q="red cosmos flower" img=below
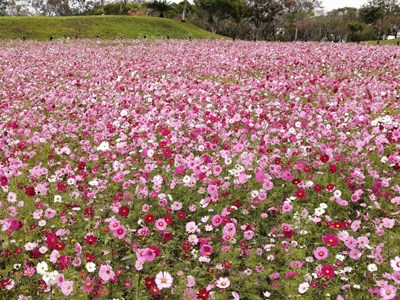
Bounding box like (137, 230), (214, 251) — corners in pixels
(177, 211), (186, 220)
(57, 182), (68, 191)
(85, 235), (97, 246)
(197, 287), (210, 300)
(321, 265), (335, 278)
(144, 213), (155, 223)
(13, 247), (23, 255)
(292, 178), (302, 185)
(3, 249), (11, 257)
(0, 279), (12, 288)
(161, 231), (173, 242)
(320, 153), (330, 163)
(57, 255), (72, 270)
(329, 164), (337, 173)
(25, 186), (36, 196)
(30, 248), (42, 259)
(164, 215), (173, 225)
(326, 183), (335, 192)
(232, 200), (242, 208)
(84, 207), (94, 218)
(37, 279), (48, 292)
(118, 206), (129, 217)
(55, 242), (66, 251)
(330, 221), (345, 230)
(163, 148), (172, 158)
(85, 253), (95, 262)
(150, 246), (161, 257)
(150, 285), (161, 295)
(294, 188), (307, 200)
(0, 176), (8, 186)
(144, 277), (155, 289)
(313, 184), (322, 192)
(182, 241), (191, 251)
(45, 232), (58, 250)
(322, 234), (339, 246)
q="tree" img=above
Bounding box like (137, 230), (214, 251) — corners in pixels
(359, 0), (399, 38)
(246, 0), (284, 39)
(145, 0), (172, 17)
(359, 0), (399, 24)
(194, 0), (245, 33)
(0, 0), (10, 15)
(45, 0), (71, 16)
(283, 0), (322, 40)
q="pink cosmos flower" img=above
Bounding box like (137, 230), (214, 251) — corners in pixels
(392, 271), (400, 284)
(136, 248), (156, 262)
(112, 225), (127, 240)
(98, 264), (115, 282)
(23, 267), (35, 277)
(349, 248), (362, 260)
(313, 247), (329, 260)
(380, 285), (397, 300)
(289, 261), (303, 269)
(200, 244), (213, 256)
(187, 275), (196, 287)
(60, 280), (74, 296)
(211, 214), (222, 226)
(243, 230), (254, 240)
(108, 220), (120, 231)
(155, 218), (168, 231)
(55, 273), (65, 288)
(391, 256), (400, 271)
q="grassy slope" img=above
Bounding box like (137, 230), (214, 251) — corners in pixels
(0, 15), (223, 40)
(365, 37), (400, 45)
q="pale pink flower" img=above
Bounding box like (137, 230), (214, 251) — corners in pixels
(155, 218), (168, 231)
(215, 277), (230, 289)
(98, 264), (115, 282)
(155, 271), (173, 289)
(60, 280), (74, 296)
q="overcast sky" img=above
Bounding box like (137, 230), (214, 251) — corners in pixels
(322, 0), (367, 11)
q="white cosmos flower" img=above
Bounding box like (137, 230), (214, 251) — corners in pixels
(36, 261), (48, 275)
(314, 207), (325, 216)
(97, 141), (110, 151)
(367, 263), (377, 272)
(298, 282), (310, 294)
(86, 262), (96, 273)
(334, 190), (342, 197)
(215, 277), (230, 289)
(155, 271), (173, 289)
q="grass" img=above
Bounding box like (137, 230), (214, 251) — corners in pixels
(364, 37), (400, 45)
(0, 15), (224, 40)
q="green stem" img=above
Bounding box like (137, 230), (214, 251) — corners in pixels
(136, 273), (140, 300)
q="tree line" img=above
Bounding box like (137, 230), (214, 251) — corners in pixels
(1, 0), (399, 41)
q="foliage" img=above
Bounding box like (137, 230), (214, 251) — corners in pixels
(0, 15), (224, 40)
(144, 0), (172, 18)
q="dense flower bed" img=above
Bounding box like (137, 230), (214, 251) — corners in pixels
(0, 39), (399, 300)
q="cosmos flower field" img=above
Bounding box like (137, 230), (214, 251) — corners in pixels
(0, 39), (399, 300)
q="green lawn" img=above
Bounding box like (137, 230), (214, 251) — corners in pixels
(364, 37), (400, 45)
(0, 15), (224, 40)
